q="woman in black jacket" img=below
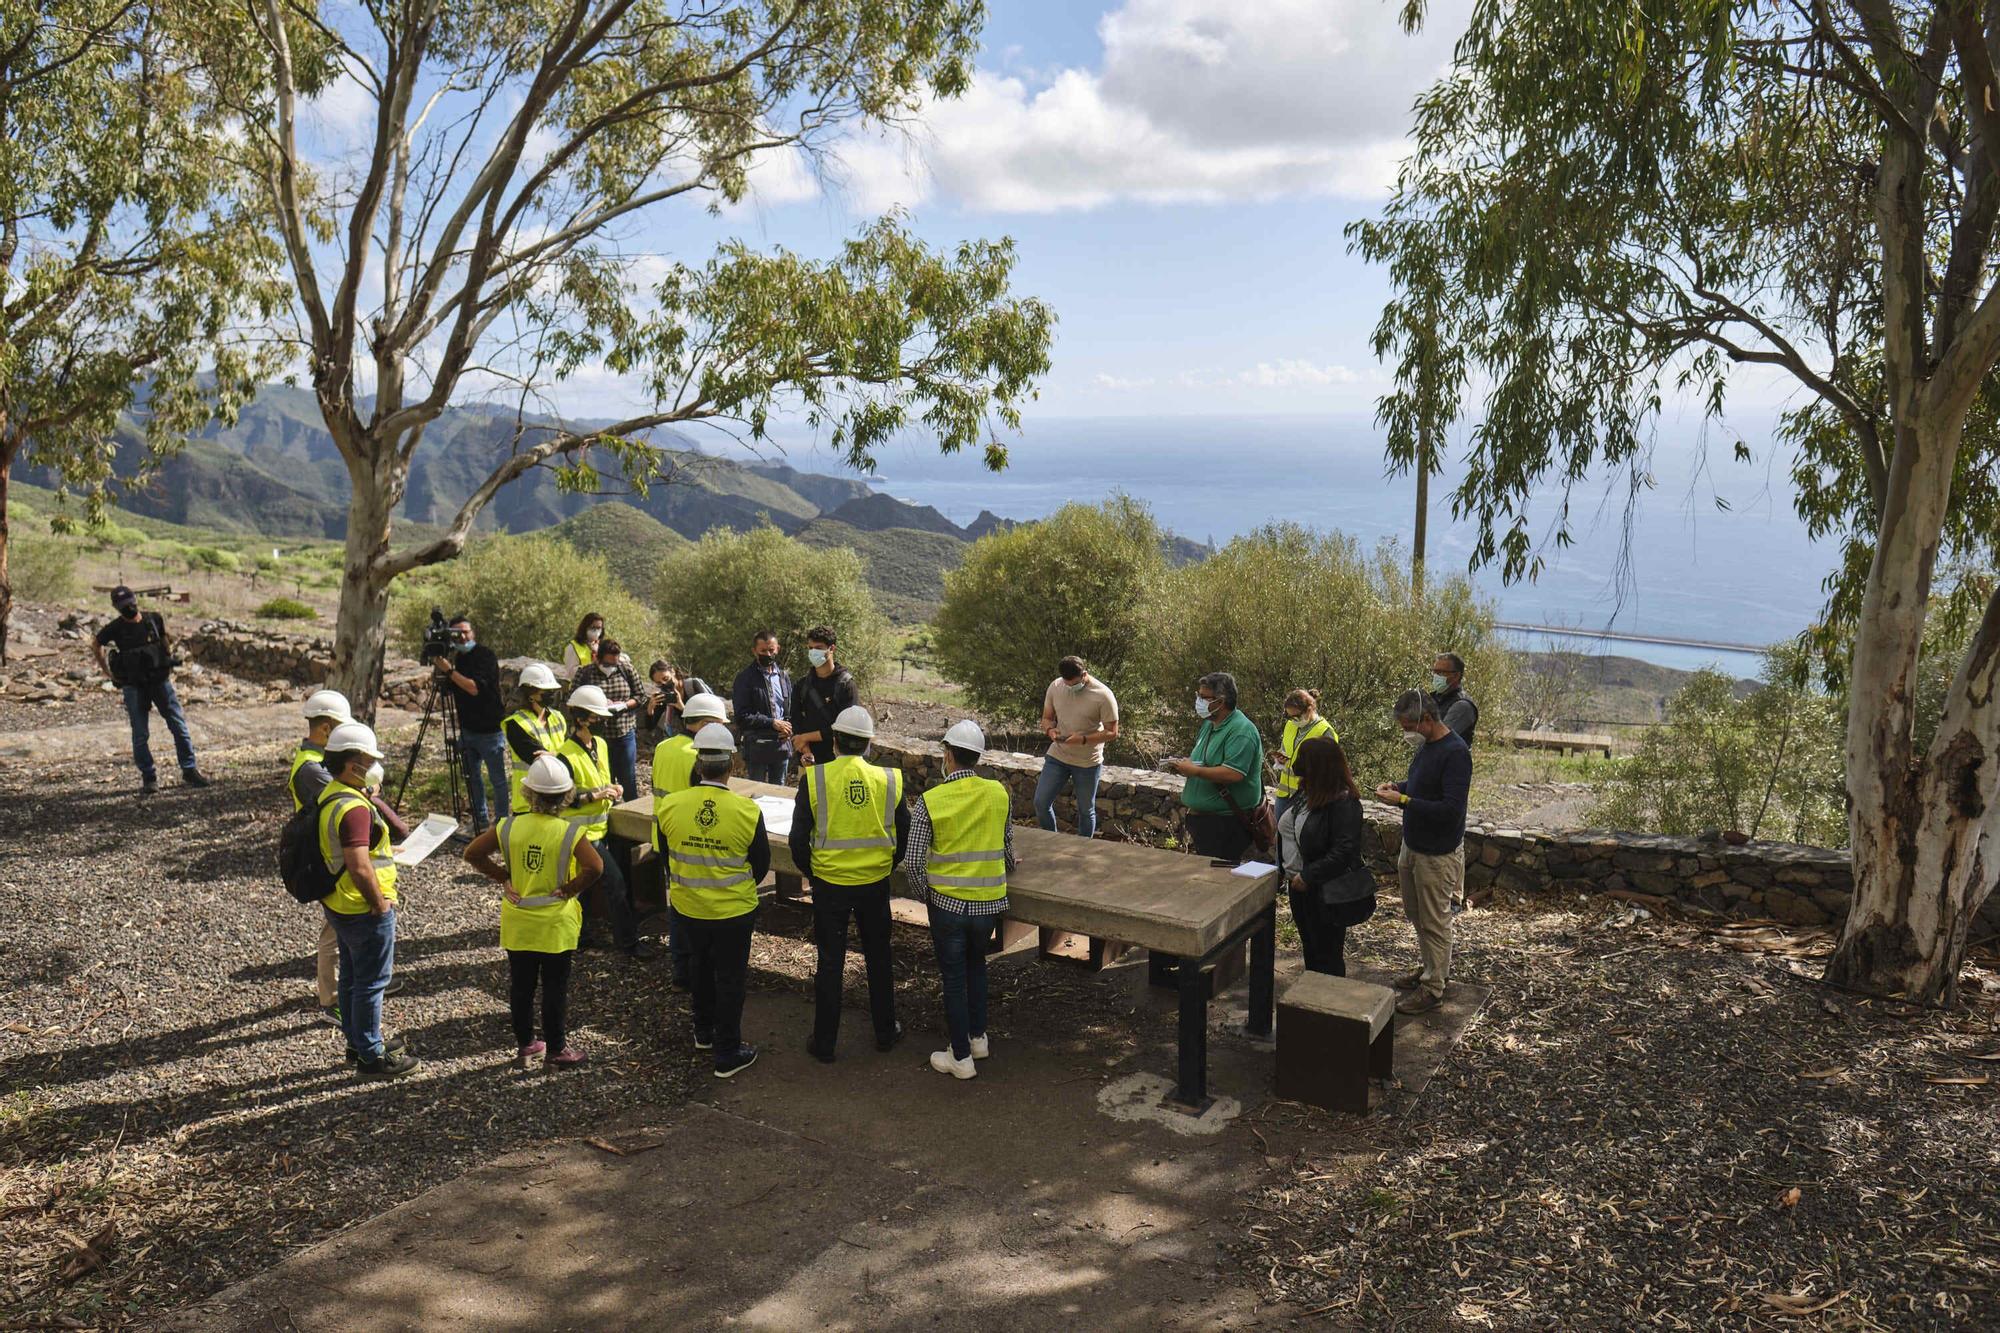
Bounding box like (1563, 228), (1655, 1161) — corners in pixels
(1276, 736), (1377, 976)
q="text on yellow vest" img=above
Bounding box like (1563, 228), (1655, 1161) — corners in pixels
(656, 783), (762, 919)
(805, 753), (902, 886)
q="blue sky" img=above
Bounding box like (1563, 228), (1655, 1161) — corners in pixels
(539, 0), (1477, 422)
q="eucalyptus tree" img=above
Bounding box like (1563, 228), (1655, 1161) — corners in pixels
(0, 0), (281, 660)
(1354, 0), (1999, 1001)
(218, 0), (1053, 709)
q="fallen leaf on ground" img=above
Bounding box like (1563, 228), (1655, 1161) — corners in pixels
(1925, 1075), (1991, 1086)
(1967, 1050), (2000, 1062)
(1776, 1186), (1801, 1208)
(1798, 1067), (1846, 1079)
(57, 1221), (116, 1284)
(1761, 1290), (1846, 1316)
(585, 1137), (627, 1156)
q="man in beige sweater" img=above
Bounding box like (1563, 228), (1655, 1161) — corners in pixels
(1035, 656), (1119, 838)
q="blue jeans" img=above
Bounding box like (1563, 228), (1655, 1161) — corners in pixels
(743, 743), (790, 787)
(121, 680), (197, 780)
(328, 907), (397, 1061)
(606, 731), (639, 808)
(459, 730), (509, 827)
(930, 908), (998, 1060)
(1033, 756), (1102, 838)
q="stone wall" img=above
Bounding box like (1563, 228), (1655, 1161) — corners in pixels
(180, 620), (333, 685)
(866, 731), (2000, 936)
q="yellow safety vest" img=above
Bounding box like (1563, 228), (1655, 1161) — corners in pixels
(804, 754), (902, 886)
(650, 733), (698, 849)
(1276, 717), (1337, 799)
(656, 783), (762, 920)
(497, 811), (584, 953)
(317, 780), (399, 915)
(919, 776), (1009, 903)
(288, 742), (325, 813)
(557, 734), (614, 842)
(506, 707), (568, 814)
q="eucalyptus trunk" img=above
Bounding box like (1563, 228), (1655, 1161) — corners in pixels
(0, 440), (14, 665)
(328, 452), (401, 720)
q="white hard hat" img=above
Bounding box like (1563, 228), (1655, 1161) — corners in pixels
(943, 720), (986, 753)
(692, 722), (736, 754)
(523, 753), (575, 794)
(302, 689), (353, 724)
(519, 662), (560, 692)
(681, 692), (727, 722)
(566, 684), (613, 716)
(832, 705), (876, 739)
(325, 721), (384, 760)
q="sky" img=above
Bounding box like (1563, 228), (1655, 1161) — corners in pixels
(299, 0), (1479, 425)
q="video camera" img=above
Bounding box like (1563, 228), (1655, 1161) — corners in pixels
(421, 607), (456, 665)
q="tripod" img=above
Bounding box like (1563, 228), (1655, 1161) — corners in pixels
(393, 670), (467, 828)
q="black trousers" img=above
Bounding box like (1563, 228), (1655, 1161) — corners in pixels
(682, 910), (757, 1061)
(810, 878), (897, 1048)
(506, 949), (574, 1049)
(1289, 889), (1378, 977)
(1151, 811), (1258, 983)
(584, 841), (640, 949)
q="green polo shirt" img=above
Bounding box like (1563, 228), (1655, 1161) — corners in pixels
(1180, 709), (1264, 814)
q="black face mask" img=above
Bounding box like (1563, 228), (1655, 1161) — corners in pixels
(756, 651), (778, 665)
(119, 605), (139, 619)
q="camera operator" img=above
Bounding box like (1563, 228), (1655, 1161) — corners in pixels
(430, 614), (506, 833)
(92, 586), (208, 795)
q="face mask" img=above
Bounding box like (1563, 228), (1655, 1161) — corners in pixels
(1402, 727), (1424, 745)
(586, 628), (602, 642)
(364, 762), (385, 788)
(1429, 673), (1449, 692)
(1194, 697), (1212, 720)
(455, 638), (474, 653)
(1066, 680), (1088, 694)
(757, 649), (777, 665)
(808, 648), (829, 668)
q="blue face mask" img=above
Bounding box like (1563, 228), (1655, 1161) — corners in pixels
(808, 648), (829, 668)
(455, 637), (475, 654)
(1194, 696), (1212, 720)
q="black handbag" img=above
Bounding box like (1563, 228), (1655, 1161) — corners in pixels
(1319, 863), (1377, 907)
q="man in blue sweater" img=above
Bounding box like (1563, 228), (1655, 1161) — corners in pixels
(1373, 690), (1471, 1015)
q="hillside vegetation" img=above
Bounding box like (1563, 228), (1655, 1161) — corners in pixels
(545, 503), (688, 596)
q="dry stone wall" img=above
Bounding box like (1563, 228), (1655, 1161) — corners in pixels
(864, 733), (2000, 936)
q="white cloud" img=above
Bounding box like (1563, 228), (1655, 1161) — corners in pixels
(1090, 360), (1368, 393)
(861, 0), (1467, 213)
(1229, 359), (1361, 388)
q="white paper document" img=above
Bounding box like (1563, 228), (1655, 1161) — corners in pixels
(1231, 860), (1278, 879)
(393, 814), (459, 867)
(754, 794), (794, 838)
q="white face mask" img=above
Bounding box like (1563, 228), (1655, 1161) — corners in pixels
(1401, 727), (1424, 745)
(1194, 696), (1213, 720)
(364, 762), (385, 787)
(1429, 672), (1449, 692)
(586, 628), (602, 642)
(808, 648), (829, 668)
(1066, 679), (1088, 694)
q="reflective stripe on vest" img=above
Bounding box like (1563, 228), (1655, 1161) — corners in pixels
(1276, 717), (1336, 798)
(289, 743), (325, 813)
(919, 776), (1010, 900)
(498, 813), (584, 908)
(651, 734), (696, 800)
(657, 784), (761, 918)
(507, 709), (566, 813)
(805, 756), (901, 886)
(558, 736), (613, 840)
(317, 783), (398, 910)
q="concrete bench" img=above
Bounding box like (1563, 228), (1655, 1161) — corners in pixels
(1503, 728), (1614, 758)
(1275, 974), (1395, 1115)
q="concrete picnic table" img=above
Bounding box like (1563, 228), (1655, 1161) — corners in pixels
(607, 778), (1279, 1109)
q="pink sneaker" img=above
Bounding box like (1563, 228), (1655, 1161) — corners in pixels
(545, 1045), (587, 1069)
(514, 1041), (546, 1068)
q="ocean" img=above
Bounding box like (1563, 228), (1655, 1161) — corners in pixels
(761, 414), (1829, 680)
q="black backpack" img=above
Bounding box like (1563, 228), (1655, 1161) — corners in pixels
(278, 796), (348, 904)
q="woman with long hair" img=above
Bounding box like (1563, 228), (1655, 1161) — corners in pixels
(562, 612), (606, 680)
(1277, 736), (1376, 976)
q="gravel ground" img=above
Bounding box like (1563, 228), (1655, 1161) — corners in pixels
(1234, 907), (2000, 1330)
(0, 735), (1158, 1327)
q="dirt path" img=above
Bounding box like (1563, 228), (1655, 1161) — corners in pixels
(0, 702), (417, 770)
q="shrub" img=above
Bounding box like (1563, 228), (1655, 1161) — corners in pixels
(10, 532), (78, 602)
(254, 597), (318, 621)
(188, 546), (240, 573)
(1138, 524), (1516, 786)
(393, 534), (664, 665)
(1593, 645), (1847, 846)
(933, 496), (1168, 724)
(655, 525), (888, 687)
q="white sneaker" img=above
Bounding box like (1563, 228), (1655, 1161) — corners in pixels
(968, 1034), (990, 1060)
(929, 1049), (977, 1080)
